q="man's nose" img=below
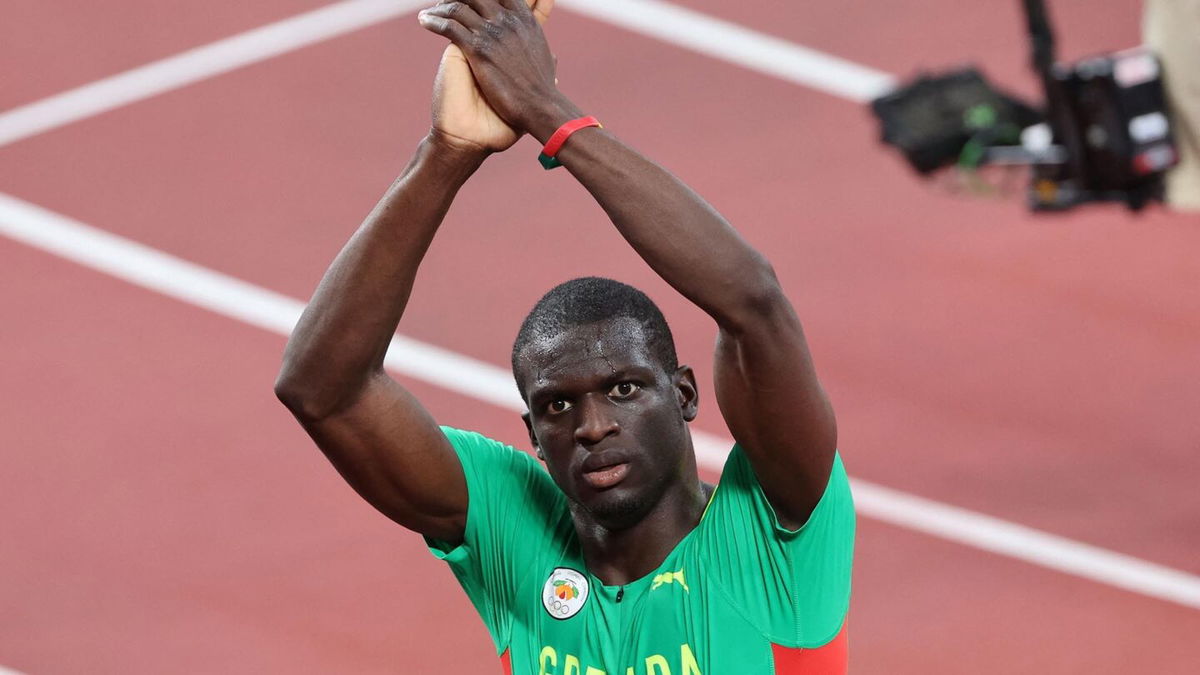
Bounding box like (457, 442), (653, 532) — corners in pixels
(574, 395), (619, 445)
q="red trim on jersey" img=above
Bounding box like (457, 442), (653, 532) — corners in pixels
(499, 648), (511, 675)
(771, 624), (848, 674)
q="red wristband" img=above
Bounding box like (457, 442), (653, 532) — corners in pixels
(538, 116), (602, 169)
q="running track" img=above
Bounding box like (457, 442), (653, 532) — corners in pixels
(2, 1), (1198, 672)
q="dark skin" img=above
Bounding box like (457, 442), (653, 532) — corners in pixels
(276, 0), (836, 586)
(516, 318), (714, 582)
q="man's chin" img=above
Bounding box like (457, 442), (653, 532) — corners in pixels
(581, 488), (652, 531)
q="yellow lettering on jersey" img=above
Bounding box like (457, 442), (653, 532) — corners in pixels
(536, 644), (699, 675)
(680, 644), (702, 675)
(645, 654), (670, 675)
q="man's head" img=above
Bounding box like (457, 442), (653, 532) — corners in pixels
(512, 278), (699, 531)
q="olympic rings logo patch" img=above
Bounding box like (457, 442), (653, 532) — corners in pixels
(542, 567), (589, 620)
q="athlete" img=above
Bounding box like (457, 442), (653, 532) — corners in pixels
(274, 0), (854, 672)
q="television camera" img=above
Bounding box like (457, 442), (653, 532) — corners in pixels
(871, 0), (1179, 211)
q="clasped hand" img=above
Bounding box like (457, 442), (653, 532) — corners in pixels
(419, 0), (560, 153)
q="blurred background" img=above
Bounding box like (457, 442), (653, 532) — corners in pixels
(2, 0), (1197, 672)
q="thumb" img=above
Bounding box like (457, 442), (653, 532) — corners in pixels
(529, 0), (554, 25)
(442, 43), (466, 64)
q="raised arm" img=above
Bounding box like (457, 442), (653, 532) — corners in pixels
(273, 25), (542, 542)
(420, 0), (835, 527)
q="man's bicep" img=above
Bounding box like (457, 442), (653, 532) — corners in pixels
(712, 303), (837, 528)
(294, 373), (468, 542)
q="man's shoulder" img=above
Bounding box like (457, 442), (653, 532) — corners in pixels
(704, 444), (853, 537)
(441, 426), (533, 463)
(440, 426), (560, 497)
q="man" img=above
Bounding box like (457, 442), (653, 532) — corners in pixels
(274, 0), (854, 672)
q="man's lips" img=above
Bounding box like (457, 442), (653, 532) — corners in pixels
(581, 462), (630, 489)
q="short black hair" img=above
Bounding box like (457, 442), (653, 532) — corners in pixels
(511, 277), (678, 398)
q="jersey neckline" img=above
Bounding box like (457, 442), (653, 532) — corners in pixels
(583, 482), (717, 593)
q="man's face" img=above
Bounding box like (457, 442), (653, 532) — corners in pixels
(516, 318), (697, 530)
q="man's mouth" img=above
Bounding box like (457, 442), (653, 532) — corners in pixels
(581, 463), (630, 489)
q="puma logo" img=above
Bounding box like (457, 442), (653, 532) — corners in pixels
(651, 569), (689, 593)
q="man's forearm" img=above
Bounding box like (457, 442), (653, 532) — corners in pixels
(275, 134), (486, 418)
(529, 103), (781, 328)
(414, 0), (779, 327)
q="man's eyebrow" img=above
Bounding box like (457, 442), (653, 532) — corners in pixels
(608, 364), (656, 379)
(527, 385), (567, 405)
(528, 359), (656, 396)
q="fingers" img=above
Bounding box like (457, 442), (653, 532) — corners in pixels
(418, 11), (470, 45)
(462, 0), (548, 27)
(422, 0), (547, 38)
(453, 0), (504, 20)
(419, 2), (485, 35)
(495, 0), (539, 20)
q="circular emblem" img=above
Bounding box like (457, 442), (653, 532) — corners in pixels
(542, 567), (589, 620)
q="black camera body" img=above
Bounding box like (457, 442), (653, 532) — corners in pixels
(871, 1), (1179, 211)
(871, 68), (1040, 175)
(1035, 47), (1178, 207)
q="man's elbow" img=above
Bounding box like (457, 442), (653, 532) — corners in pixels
(274, 368), (311, 417)
(723, 261), (794, 330)
(273, 366), (337, 422)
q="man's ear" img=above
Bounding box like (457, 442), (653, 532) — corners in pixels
(522, 412), (545, 460)
(674, 365), (699, 422)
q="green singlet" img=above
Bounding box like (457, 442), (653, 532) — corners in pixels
(427, 427), (855, 675)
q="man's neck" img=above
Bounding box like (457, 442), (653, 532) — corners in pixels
(572, 479), (715, 586)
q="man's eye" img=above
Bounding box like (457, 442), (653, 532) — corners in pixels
(547, 399), (572, 414)
(609, 382), (639, 398)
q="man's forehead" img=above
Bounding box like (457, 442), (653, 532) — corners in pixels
(518, 318), (655, 383)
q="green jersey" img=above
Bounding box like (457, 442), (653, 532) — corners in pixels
(427, 427), (855, 675)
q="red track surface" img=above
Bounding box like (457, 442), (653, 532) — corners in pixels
(2, 1), (1198, 673)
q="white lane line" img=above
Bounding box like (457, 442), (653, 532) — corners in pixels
(559, 0), (896, 102)
(0, 0), (427, 148)
(848, 480), (1200, 610)
(2, 191), (1199, 611)
(0, 0), (896, 150)
(0, 193), (516, 413)
(0, 666), (27, 675)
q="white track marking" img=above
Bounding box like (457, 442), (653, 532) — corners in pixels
(0, 666), (27, 675)
(559, 0), (896, 102)
(0, 0), (895, 150)
(847, 480), (1200, 609)
(0, 0), (427, 148)
(0, 193), (517, 413)
(2, 191), (1198, 611)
